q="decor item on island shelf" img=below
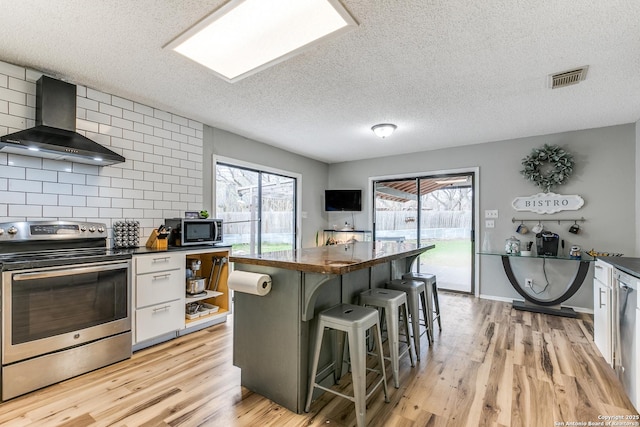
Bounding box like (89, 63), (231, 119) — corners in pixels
(505, 236), (521, 255)
(569, 245), (582, 259)
(516, 222), (529, 234)
(521, 241), (534, 256)
(521, 144), (574, 192)
(586, 249), (624, 257)
(568, 221), (581, 234)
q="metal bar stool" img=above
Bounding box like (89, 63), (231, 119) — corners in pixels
(359, 288), (415, 388)
(305, 304), (389, 427)
(403, 272), (441, 340)
(385, 279), (431, 359)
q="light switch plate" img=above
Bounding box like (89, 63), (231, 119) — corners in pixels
(485, 210), (498, 218)
(485, 219), (495, 228)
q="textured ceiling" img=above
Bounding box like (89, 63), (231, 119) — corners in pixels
(1, 1), (639, 164)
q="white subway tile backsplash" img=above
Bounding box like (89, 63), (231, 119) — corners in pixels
(77, 118), (100, 133)
(59, 195), (87, 207)
(110, 177), (133, 189)
(27, 193), (57, 205)
(87, 196), (111, 208)
(0, 62), (25, 79)
(112, 96), (133, 110)
(86, 110), (111, 125)
(8, 102), (34, 118)
(111, 198), (133, 208)
(73, 184), (99, 197)
(8, 77), (35, 94)
(9, 204), (42, 217)
(26, 168), (57, 182)
(1, 61), (203, 239)
(133, 103), (154, 116)
(43, 182), (72, 195)
(99, 187), (123, 198)
(99, 103), (123, 118)
(77, 97), (99, 111)
(72, 206), (99, 218)
(112, 117), (133, 131)
(180, 125), (196, 137)
(99, 124), (123, 138)
(0, 167), (26, 179)
(86, 87), (111, 104)
(0, 113), (28, 129)
(59, 172), (86, 185)
(133, 122), (154, 136)
(41, 205), (73, 218)
(85, 175), (111, 187)
(3, 191), (26, 204)
(42, 159), (73, 172)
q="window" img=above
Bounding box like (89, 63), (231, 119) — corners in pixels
(216, 161), (297, 255)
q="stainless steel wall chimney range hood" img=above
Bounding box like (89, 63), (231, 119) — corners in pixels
(0, 76), (125, 166)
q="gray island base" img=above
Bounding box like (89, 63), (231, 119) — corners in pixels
(229, 242), (433, 413)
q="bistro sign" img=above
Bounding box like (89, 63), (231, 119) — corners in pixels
(512, 192), (584, 214)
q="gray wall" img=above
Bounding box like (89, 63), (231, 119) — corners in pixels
(327, 124), (637, 310)
(202, 126), (329, 248)
(636, 118), (640, 255)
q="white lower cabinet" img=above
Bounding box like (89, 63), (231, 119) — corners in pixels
(132, 252), (185, 345)
(593, 260), (613, 365)
(135, 299), (184, 342)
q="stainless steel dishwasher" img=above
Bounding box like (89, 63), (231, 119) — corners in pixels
(614, 269), (638, 407)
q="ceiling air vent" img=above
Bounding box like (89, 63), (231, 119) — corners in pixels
(550, 66), (589, 89)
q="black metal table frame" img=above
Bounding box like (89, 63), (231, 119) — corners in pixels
(496, 254), (592, 318)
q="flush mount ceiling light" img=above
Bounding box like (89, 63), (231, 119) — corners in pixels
(371, 123), (397, 139)
(165, 0), (357, 83)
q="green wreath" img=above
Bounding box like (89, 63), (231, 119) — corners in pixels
(520, 144), (574, 192)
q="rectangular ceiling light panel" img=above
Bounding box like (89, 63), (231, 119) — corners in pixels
(166, 0), (357, 82)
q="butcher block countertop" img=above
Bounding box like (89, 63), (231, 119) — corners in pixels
(230, 241), (434, 275)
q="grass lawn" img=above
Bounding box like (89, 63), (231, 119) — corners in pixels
(421, 239), (472, 267)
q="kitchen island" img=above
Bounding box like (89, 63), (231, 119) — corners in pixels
(230, 241), (433, 413)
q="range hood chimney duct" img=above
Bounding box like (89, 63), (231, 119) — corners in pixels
(0, 76), (125, 166)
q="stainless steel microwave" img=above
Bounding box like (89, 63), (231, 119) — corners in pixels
(165, 218), (223, 246)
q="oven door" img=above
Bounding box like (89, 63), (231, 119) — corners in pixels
(2, 260), (131, 365)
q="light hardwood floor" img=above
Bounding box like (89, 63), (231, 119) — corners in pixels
(0, 292), (637, 426)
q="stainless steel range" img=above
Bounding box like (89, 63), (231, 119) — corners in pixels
(0, 221), (132, 400)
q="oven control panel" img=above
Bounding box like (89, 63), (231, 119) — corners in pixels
(0, 221), (107, 241)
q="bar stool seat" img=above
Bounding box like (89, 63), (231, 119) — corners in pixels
(305, 304), (389, 427)
(385, 279), (431, 360)
(359, 288), (414, 388)
(403, 272), (441, 340)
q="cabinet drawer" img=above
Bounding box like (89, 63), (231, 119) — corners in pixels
(137, 269), (184, 308)
(135, 299), (184, 343)
(594, 260), (612, 286)
(136, 253), (183, 274)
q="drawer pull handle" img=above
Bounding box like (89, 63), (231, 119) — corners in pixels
(152, 257), (170, 263)
(153, 305), (171, 312)
(153, 274), (171, 280)
(599, 288), (606, 308)
(595, 265), (603, 270)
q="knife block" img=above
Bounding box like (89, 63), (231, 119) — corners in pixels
(145, 230), (168, 250)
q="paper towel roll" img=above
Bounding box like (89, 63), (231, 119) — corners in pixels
(228, 270), (272, 296)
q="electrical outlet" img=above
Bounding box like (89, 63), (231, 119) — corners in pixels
(485, 210), (499, 218)
(525, 278), (533, 288)
(485, 219), (495, 228)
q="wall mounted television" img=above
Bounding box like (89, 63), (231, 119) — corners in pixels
(325, 189), (362, 211)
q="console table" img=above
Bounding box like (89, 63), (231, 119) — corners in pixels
(480, 252), (594, 317)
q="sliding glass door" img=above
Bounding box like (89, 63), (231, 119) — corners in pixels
(373, 172), (474, 293)
(216, 162), (296, 255)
